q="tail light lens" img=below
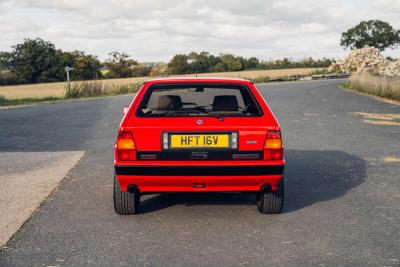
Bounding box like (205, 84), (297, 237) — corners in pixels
(117, 131), (136, 161)
(264, 131), (283, 160)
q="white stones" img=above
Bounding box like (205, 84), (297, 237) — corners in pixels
(329, 47), (400, 77)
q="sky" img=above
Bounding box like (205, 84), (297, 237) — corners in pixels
(0, 0), (399, 62)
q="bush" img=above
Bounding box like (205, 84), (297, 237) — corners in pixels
(65, 81), (143, 98)
(112, 82), (143, 95)
(65, 81), (105, 98)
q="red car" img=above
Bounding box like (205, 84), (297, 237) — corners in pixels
(113, 78), (284, 214)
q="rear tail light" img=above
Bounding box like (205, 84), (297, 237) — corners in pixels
(264, 131), (283, 160)
(117, 131), (136, 161)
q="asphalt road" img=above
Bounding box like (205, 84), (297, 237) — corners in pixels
(0, 79), (399, 266)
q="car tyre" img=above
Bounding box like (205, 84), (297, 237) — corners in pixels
(113, 175), (140, 215)
(257, 178), (284, 214)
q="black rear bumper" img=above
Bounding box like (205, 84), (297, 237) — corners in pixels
(115, 165), (284, 176)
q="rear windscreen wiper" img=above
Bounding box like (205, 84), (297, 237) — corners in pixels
(144, 109), (224, 121)
(181, 109), (224, 121)
(168, 108), (224, 121)
(205, 113), (224, 121)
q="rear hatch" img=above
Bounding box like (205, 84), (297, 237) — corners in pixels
(121, 82), (279, 162)
(124, 117), (277, 161)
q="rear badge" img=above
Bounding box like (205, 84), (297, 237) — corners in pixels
(197, 119), (203, 125)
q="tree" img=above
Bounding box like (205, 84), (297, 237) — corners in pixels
(2, 38), (64, 83)
(104, 52), (138, 78)
(187, 52), (206, 73)
(220, 54), (243, 71)
(244, 57), (260, 69)
(167, 54), (191, 74)
(0, 39), (103, 84)
(0, 52), (17, 85)
(131, 64), (152, 77)
(0, 52), (12, 69)
(341, 20), (400, 51)
(65, 51), (102, 80)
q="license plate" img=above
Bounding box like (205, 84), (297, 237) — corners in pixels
(169, 134), (230, 149)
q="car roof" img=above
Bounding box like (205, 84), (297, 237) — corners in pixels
(144, 77), (253, 85)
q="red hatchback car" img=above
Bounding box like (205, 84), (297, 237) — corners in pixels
(113, 78), (284, 214)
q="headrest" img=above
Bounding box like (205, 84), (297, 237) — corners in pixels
(156, 95), (183, 110)
(212, 95), (239, 111)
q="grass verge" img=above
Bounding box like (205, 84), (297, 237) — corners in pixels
(65, 81), (142, 98)
(0, 96), (63, 106)
(0, 81), (143, 107)
(343, 73), (400, 102)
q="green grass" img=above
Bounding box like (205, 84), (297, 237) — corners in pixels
(0, 96), (63, 106)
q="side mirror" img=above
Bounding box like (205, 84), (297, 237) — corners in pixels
(122, 107), (129, 115)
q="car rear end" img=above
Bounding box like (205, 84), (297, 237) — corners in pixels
(113, 78), (284, 214)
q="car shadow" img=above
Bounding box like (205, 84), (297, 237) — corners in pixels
(140, 192), (256, 213)
(139, 149), (367, 214)
(283, 149), (366, 212)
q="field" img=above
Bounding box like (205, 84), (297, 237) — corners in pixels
(0, 68), (319, 100)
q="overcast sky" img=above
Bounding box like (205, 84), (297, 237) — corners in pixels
(1, 0), (399, 62)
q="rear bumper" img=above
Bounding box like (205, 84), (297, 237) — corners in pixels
(115, 165), (284, 193)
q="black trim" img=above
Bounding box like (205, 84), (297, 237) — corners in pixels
(137, 150), (262, 160)
(135, 83), (263, 118)
(115, 165), (284, 176)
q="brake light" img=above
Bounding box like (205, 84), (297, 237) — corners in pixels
(117, 131), (136, 161)
(264, 131), (283, 160)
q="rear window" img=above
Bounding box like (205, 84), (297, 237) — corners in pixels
(136, 84), (262, 118)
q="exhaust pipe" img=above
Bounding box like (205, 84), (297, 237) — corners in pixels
(127, 185), (138, 193)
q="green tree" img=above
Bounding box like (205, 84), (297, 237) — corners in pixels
(66, 51), (102, 80)
(2, 38), (64, 83)
(105, 52), (138, 78)
(0, 52), (17, 85)
(244, 57), (260, 69)
(341, 20), (400, 51)
(220, 54), (243, 71)
(0, 52), (11, 69)
(209, 62), (225, 72)
(131, 64), (152, 77)
(188, 51), (217, 73)
(0, 41), (103, 84)
(167, 54), (191, 74)
(60, 52), (76, 71)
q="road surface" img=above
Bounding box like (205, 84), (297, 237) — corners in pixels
(0, 79), (399, 266)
